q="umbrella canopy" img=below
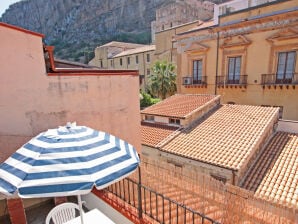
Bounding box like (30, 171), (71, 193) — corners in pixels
(0, 123), (140, 198)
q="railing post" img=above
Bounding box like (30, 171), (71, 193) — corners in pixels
(137, 166), (143, 219)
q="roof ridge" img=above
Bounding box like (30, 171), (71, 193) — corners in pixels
(239, 131), (278, 187)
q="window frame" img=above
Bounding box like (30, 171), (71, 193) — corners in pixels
(192, 59), (203, 84)
(169, 118), (180, 126)
(227, 56), (242, 84)
(276, 51), (296, 83)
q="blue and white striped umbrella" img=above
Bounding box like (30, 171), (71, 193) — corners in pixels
(0, 123), (140, 198)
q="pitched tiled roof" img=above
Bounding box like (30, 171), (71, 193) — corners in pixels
(141, 122), (179, 147)
(161, 105), (279, 170)
(100, 41), (145, 49)
(113, 45), (155, 58)
(141, 94), (219, 119)
(241, 131), (298, 209)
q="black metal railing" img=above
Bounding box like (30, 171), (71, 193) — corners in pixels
(106, 177), (220, 224)
(261, 73), (298, 85)
(182, 76), (207, 86)
(216, 75), (248, 85)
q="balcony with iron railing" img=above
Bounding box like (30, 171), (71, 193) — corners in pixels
(261, 73), (298, 89)
(216, 75), (248, 88)
(182, 76), (207, 88)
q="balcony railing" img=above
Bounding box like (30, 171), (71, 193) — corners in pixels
(105, 177), (220, 224)
(216, 75), (248, 86)
(182, 76), (207, 86)
(261, 73), (298, 85)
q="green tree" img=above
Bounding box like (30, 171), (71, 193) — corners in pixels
(140, 91), (160, 108)
(148, 61), (177, 99)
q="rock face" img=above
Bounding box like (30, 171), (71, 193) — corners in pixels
(0, 0), (218, 61)
(1, 0), (168, 61)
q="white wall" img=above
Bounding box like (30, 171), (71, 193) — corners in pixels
(277, 120), (298, 134)
(82, 193), (133, 224)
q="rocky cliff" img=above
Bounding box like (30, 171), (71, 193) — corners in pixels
(1, 0), (217, 62)
(1, 0), (171, 61)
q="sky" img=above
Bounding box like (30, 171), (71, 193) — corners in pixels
(0, 0), (21, 17)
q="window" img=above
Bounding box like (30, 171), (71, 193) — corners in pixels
(136, 55), (139, 64)
(193, 60), (203, 84)
(228, 56), (241, 84)
(127, 57), (130, 65)
(146, 54), (150, 63)
(169, 118), (180, 125)
(145, 115), (154, 121)
(99, 60), (103, 68)
(110, 60), (114, 68)
(276, 51), (296, 83)
(120, 58), (123, 66)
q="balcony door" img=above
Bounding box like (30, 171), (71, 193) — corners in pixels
(276, 51), (296, 84)
(193, 60), (202, 84)
(228, 56), (241, 84)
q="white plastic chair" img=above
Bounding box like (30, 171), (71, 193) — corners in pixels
(45, 202), (81, 224)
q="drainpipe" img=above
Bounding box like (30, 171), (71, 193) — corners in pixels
(143, 53), (146, 89)
(171, 28), (176, 63)
(215, 31), (219, 95)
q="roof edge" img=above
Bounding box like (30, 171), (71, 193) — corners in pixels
(0, 22), (45, 38)
(184, 95), (221, 119)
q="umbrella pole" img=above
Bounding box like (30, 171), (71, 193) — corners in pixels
(77, 195), (85, 224)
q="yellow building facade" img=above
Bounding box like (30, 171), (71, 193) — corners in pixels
(89, 41), (155, 91)
(175, 0), (298, 120)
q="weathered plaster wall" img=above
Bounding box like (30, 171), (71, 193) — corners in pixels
(0, 24), (141, 161)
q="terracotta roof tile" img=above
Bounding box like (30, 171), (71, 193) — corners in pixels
(113, 45), (155, 57)
(141, 94), (219, 118)
(161, 104), (279, 170)
(101, 41), (145, 48)
(141, 122), (179, 147)
(241, 132), (298, 209)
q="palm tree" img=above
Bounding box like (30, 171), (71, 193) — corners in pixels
(148, 61), (176, 99)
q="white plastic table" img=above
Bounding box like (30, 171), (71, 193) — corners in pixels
(64, 208), (116, 224)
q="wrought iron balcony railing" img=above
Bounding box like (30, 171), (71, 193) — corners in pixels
(261, 73), (298, 85)
(182, 76), (207, 86)
(216, 75), (248, 86)
(105, 177), (220, 224)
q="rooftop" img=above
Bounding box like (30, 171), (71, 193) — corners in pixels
(113, 45), (155, 58)
(241, 131), (298, 209)
(141, 94), (219, 119)
(100, 41), (145, 49)
(141, 122), (180, 147)
(161, 104), (279, 170)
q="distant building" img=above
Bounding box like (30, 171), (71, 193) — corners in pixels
(89, 41), (155, 91)
(151, 0), (214, 42)
(175, 0), (298, 120)
(88, 41), (145, 69)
